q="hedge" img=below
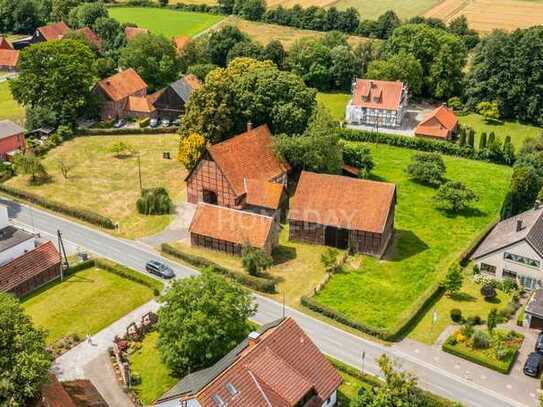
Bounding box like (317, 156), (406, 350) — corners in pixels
(442, 342), (517, 374)
(78, 127), (177, 136)
(0, 184), (115, 229)
(65, 259), (95, 275)
(338, 128), (512, 166)
(328, 356), (458, 406)
(161, 243), (276, 293)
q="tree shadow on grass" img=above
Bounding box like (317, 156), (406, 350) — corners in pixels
(484, 296), (502, 305)
(272, 245), (297, 266)
(383, 229), (429, 262)
(439, 206), (486, 219)
(367, 173), (387, 183)
(450, 292), (477, 302)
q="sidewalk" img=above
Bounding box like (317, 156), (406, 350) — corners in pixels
(393, 337), (540, 407)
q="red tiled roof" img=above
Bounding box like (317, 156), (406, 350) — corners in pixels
(0, 241), (60, 293)
(0, 49), (19, 68)
(208, 124), (287, 198)
(351, 79), (405, 111)
(245, 179), (284, 210)
(189, 203), (274, 249)
(195, 317), (342, 407)
(289, 171), (396, 233)
(174, 36), (191, 53)
(415, 105), (458, 139)
(75, 27), (102, 49)
(31, 374), (77, 407)
(127, 96), (156, 113)
(97, 68), (147, 102)
(125, 26), (149, 40)
(0, 36), (13, 50)
(38, 21), (70, 41)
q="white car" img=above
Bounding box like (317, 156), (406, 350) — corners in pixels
(161, 119), (171, 127)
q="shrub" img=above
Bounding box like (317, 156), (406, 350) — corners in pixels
(501, 278), (518, 293)
(342, 144), (374, 175)
(0, 184), (115, 229)
(434, 181), (479, 212)
(130, 371), (141, 385)
(472, 330), (490, 349)
(136, 187), (173, 215)
(498, 302), (518, 321)
(161, 244), (276, 293)
(448, 97), (463, 112)
(461, 324), (474, 338)
(446, 336), (457, 346)
(406, 152), (446, 186)
(465, 315), (482, 326)
(178, 132), (207, 170)
(241, 245), (272, 276)
(481, 283), (497, 300)
(450, 308), (463, 323)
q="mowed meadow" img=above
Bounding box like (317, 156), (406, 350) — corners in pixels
(109, 7), (224, 37)
(313, 143), (512, 331)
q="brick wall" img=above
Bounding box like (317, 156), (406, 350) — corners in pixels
(186, 158), (238, 207)
(8, 262), (60, 298)
(289, 220), (325, 245)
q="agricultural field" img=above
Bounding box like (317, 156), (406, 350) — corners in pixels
(23, 265), (162, 344)
(5, 134), (186, 239)
(0, 81), (25, 125)
(424, 0), (543, 32)
(313, 143), (512, 332)
(109, 7), (224, 37)
(226, 17), (371, 49)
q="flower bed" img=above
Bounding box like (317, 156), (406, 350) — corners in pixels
(442, 328), (523, 374)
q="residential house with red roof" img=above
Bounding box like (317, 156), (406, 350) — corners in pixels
(0, 120), (25, 159)
(415, 105), (458, 140)
(30, 374), (108, 407)
(32, 21), (71, 43)
(74, 26), (102, 50)
(0, 49), (19, 72)
(0, 36), (13, 50)
(154, 317), (342, 407)
(93, 68), (156, 120)
(186, 124), (288, 216)
(289, 171), (396, 257)
(346, 79), (408, 128)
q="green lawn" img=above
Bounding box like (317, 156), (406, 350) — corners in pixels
(317, 92), (350, 121)
(459, 113), (542, 149)
(409, 277), (511, 344)
(0, 81), (25, 124)
(23, 266), (161, 344)
(130, 331), (178, 405)
(109, 7), (223, 37)
(335, 0), (441, 19)
(313, 143), (512, 332)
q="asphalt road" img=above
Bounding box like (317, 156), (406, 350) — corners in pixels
(3, 198), (530, 407)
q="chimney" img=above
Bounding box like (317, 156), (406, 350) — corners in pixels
(247, 331), (260, 347)
(517, 219), (523, 232)
(246, 121), (253, 132)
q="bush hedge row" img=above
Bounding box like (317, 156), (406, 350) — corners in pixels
(328, 356), (458, 406)
(0, 184), (116, 229)
(65, 259), (95, 275)
(78, 127), (177, 136)
(161, 243), (276, 293)
(442, 342), (515, 374)
(338, 128), (513, 166)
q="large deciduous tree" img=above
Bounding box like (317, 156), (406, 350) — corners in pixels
(366, 52), (424, 95)
(0, 0), (43, 34)
(0, 293), (51, 407)
(68, 1), (108, 29)
(181, 57), (317, 144)
(10, 39), (96, 126)
(157, 272), (256, 376)
(465, 27), (543, 125)
(119, 32), (180, 91)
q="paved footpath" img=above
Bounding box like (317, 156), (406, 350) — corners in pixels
(4, 198), (536, 407)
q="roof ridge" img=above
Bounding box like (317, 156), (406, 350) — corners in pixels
(198, 202), (274, 220)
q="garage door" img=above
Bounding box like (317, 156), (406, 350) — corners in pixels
(530, 315), (543, 330)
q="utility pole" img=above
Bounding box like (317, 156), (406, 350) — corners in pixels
(361, 351), (366, 377)
(57, 230), (69, 280)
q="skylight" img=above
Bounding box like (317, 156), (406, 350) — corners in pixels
(226, 382), (239, 396)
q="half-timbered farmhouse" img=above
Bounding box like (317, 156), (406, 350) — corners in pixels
(288, 171), (396, 257)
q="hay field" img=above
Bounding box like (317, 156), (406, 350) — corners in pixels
(424, 0), (543, 32)
(225, 17), (371, 49)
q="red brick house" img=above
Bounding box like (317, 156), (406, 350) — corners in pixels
(189, 203), (278, 256)
(32, 21), (70, 43)
(186, 124), (288, 217)
(0, 120), (25, 160)
(289, 171), (396, 257)
(0, 241), (61, 298)
(93, 69), (154, 121)
(415, 105), (458, 140)
(155, 317), (342, 407)
(0, 49), (19, 72)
